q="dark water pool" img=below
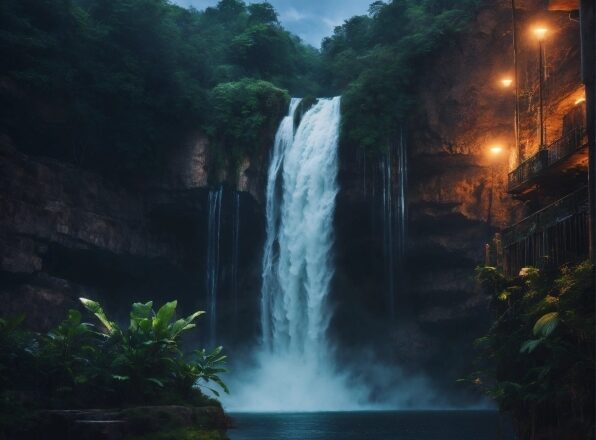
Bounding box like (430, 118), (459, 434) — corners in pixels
(228, 411), (514, 440)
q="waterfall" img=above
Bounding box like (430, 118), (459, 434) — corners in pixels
(260, 98), (302, 350)
(381, 149), (395, 319)
(266, 96), (340, 355)
(231, 191), (241, 318)
(206, 186), (223, 347)
(380, 128), (408, 319)
(227, 97), (369, 411)
(397, 127), (408, 260)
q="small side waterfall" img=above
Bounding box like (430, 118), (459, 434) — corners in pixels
(396, 128), (408, 260)
(379, 128), (408, 319)
(381, 150), (395, 318)
(231, 191), (241, 318)
(206, 186), (223, 347)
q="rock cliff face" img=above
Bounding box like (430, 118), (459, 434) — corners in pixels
(0, 136), (264, 347)
(332, 0), (582, 400)
(0, 0), (582, 406)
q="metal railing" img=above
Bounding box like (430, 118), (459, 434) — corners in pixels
(508, 126), (587, 192)
(547, 126), (587, 164)
(508, 150), (548, 190)
(502, 187), (590, 275)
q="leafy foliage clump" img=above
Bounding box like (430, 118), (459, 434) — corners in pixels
(0, 298), (227, 438)
(469, 262), (595, 439)
(208, 79), (289, 180)
(320, 0), (483, 154)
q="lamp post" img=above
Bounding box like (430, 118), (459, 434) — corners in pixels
(579, 0), (595, 261)
(511, 0), (521, 163)
(534, 27), (548, 149)
(500, 77), (517, 165)
(487, 145), (504, 228)
(485, 144), (505, 267)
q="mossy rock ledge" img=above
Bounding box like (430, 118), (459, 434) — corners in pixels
(27, 405), (230, 440)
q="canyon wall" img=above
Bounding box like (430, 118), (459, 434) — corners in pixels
(0, 135), (265, 348)
(333, 0), (582, 401)
(0, 0), (583, 405)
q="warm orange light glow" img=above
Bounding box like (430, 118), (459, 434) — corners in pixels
(533, 27), (548, 41)
(490, 145), (504, 155)
(500, 78), (513, 88)
(575, 96), (586, 105)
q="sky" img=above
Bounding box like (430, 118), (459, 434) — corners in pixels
(171, 0), (374, 47)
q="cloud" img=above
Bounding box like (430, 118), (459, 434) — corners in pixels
(322, 17), (342, 29)
(170, 0), (373, 47)
(281, 7), (309, 22)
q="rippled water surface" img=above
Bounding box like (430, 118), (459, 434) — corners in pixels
(228, 411), (514, 440)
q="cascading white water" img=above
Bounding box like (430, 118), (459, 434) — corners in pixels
(260, 98), (302, 351)
(226, 97), (371, 411)
(206, 186), (223, 347)
(267, 96), (339, 356)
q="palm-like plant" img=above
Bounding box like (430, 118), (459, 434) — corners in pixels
(79, 298), (228, 403)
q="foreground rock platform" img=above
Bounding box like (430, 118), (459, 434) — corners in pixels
(27, 405), (230, 440)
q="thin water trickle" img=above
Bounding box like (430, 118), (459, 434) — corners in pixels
(206, 186), (223, 347)
(380, 129), (408, 319)
(231, 191), (241, 319)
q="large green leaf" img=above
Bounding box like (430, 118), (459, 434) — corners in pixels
(131, 302), (153, 320)
(79, 298), (117, 335)
(130, 301), (153, 331)
(171, 310), (205, 337)
(533, 312), (559, 338)
(153, 301), (178, 334)
(520, 338), (544, 353)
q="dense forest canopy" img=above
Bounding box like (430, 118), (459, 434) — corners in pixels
(0, 0), (483, 176)
(320, 0), (483, 153)
(0, 0), (318, 176)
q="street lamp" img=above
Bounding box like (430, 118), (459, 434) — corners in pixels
(501, 78), (514, 88)
(490, 145), (504, 155)
(533, 26), (548, 149)
(511, 0), (521, 163)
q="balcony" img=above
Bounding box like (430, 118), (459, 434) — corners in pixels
(507, 126), (588, 196)
(502, 186), (589, 275)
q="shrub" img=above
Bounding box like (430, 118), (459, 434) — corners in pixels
(467, 262), (595, 438)
(0, 299), (227, 412)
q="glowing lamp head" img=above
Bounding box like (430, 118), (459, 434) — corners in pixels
(490, 145), (504, 156)
(575, 96), (586, 105)
(500, 78), (513, 88)
(533, 27), (548, 41)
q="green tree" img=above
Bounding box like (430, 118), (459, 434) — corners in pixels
(208, 79), (289, 178)
(320, 0), (482, 154)
(248, 2), (278, 25)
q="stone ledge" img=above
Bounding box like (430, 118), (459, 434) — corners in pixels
(28, 406), (229, 440)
